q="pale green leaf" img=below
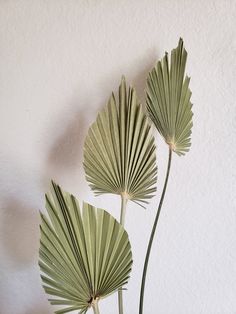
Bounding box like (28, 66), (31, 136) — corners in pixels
(39, 181), (133, 313)
(83, 77), (157, 206)
(146, 38), (193, 156)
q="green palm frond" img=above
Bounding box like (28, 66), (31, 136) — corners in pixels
(39, 181), (133, 314)
(146, 38), (193, 156)
(83, 77), (157, 206)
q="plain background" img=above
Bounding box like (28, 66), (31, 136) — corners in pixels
(0, 1), (236, 313)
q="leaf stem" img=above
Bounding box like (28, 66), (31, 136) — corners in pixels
(118, 193), (128, 314)
(139, 148), (172, 314)
(92, 299), (100, 314)
(120, 193), (128, 227)
(118, 289), (124, 314)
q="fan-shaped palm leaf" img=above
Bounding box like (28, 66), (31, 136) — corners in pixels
(139, 39), (194, 314)
(146, 38), (193, 156)
(83, 77), (157, 206)
(39, 181), (133, 314)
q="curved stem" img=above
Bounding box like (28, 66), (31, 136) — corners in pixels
(139, 148), (172, 314)
(92, 299), (100, 314)
(118, 194), (128, 314)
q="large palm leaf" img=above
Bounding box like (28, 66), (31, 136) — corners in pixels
(83, 77), (157, 206)
(146, 38), (193, 156)
(39, 181), (133, 314)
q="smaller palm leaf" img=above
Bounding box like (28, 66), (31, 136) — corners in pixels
(39, 181), (133, 314)
(83, 77), (157, 206)
(146, 38), (193, 156)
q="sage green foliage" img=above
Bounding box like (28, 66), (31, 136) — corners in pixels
(39, 38), (193, 314)
(83, 77), (157, 206)
(146, 38), (193, 155)
(39, 181), (133, 314)
(139, 39), (193, 314)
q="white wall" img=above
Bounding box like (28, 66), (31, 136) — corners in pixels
(0, 1), (236, 313)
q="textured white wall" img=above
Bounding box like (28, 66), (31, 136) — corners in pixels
(0, 1), (236, 313)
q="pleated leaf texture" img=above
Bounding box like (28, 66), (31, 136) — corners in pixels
(83, 77), (157, 206)
(146, 38), (193, 156)
(39, 181), (133, 314)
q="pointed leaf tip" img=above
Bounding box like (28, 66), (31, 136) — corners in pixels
(146, 39), (193, 156)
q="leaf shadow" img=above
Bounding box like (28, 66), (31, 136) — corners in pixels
(98, 46), (159, 106)
(41, 104), (91, 191)
(131, 47), (159, 104)
(0, 197), (40, 268)
(0, 198), (52, 314)
(25, 307), (52, 314)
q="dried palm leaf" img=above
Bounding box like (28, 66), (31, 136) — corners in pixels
(83, 77), (157, 206)
(39, 181), (133, 314)
(146, 38), (193, 156)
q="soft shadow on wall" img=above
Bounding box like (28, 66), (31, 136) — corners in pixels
(24, 307), (52, 314)
(0, 198), (52, 314)
(1, 198), (39, 267)
(42, 105), (89, 188)
(131, 47), (159, 104)
(99, 46), (159, 106)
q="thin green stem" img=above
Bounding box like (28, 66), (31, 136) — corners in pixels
(139, 148), (172, 314)
(92, 299), (100, 314)
(118, 289), (124, 314)
(118, 193), (128, 314)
